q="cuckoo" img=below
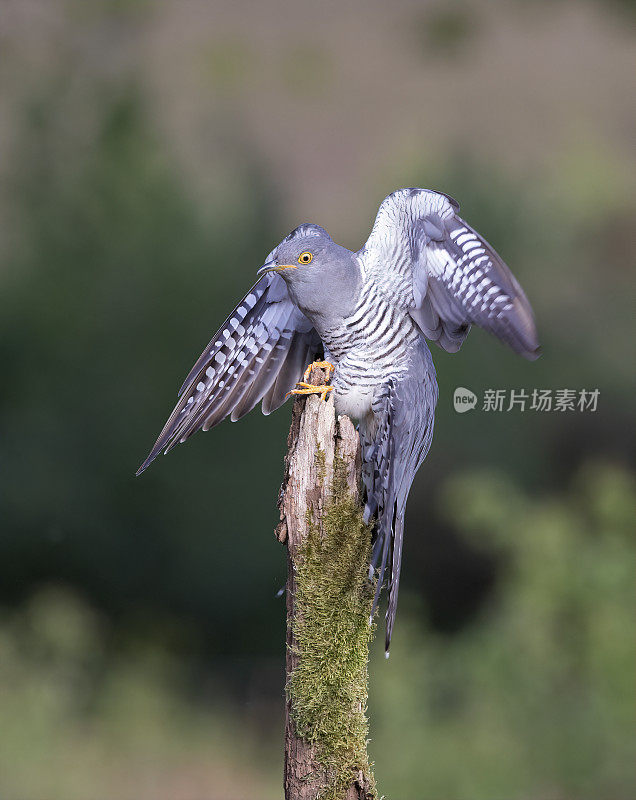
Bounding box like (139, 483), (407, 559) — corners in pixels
(137, 188), (540, 653)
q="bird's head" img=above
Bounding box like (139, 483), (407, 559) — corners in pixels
(257, 224), (361, 321)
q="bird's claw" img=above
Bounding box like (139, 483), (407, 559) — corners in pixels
(285, 360), (336, 401)
(286, 383), (334, 402)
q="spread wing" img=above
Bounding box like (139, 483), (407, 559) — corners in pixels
(137, 271), (321, 475)
(360, 188), (540, 359)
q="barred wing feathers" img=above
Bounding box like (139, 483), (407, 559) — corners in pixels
(362, 188), (540, 360)
(137, 272), (320, 475)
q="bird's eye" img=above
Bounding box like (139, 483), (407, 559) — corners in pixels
(298, 251), (313, 264)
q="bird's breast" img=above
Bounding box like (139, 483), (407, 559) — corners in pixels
(319, 280), (420, 419)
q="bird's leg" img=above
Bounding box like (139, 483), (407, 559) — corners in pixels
(302, 360), (335, 384)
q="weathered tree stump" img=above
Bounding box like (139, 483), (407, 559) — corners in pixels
(276, 368), (377, 800)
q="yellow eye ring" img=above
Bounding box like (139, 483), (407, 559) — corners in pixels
(298, 251), (313, 264)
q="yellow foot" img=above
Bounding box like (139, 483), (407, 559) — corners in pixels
(302, 360), (335, 383)
(286, 383), (334, 402)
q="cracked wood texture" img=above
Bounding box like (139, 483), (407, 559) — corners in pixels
(275, 368), (375, 800)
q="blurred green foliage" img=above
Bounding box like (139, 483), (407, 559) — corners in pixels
(0, 588), (281, 800)
(413, 3), (480, 58)
(1, 87), (293, 657)
(371, 462), (636, 799)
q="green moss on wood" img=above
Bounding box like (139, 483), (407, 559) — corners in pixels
(315, 442), (327, 483)
(288, 456), (377, 799)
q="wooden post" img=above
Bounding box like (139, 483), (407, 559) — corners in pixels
(275, 368), (376, 800)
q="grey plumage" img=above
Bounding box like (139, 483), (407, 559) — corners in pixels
(137, 187), (540, 653)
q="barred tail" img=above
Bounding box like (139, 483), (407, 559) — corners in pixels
(361, 341), (437, 654)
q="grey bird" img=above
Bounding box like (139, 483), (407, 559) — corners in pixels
(137, 188), (539, 653)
